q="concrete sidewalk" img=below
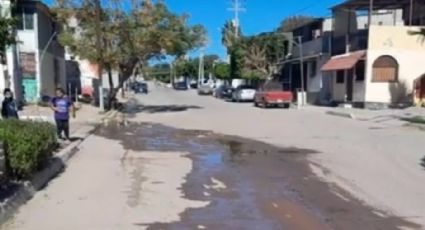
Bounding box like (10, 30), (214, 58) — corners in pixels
(0, 101), (123, 225)
(18, 103), (102, 137)
(310, 106), (425, 127)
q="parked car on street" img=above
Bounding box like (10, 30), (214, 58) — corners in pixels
(232, 85), (256, 102)
(213, 85), (232, 98)
(131, 81), (148, 94)
(174, 81), (188, 90)
(189, 80), (198, 89)
(197, 84), (214, 95)
(222, 87), (235, 101)
(254, 81), (293, 108)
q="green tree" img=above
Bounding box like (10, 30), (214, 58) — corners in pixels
(0, 17), (15, 63)
(278, 15), (314, 32)
(242, 32), (290, 78)
(213, 62), (230, 80)
(203, 54), (219, 76)
(175, 59), (196, 78)
(222, 20), (240, 51)
(147, 63), (171, 83)
(0, 6), (16, 87)
(408, 28), (425, 42)
(221, 20), (244, 79)
(230, 41), (245, 79)
(54, 0), (206, 108)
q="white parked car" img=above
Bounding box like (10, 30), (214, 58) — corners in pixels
(232, 85), (256, 102)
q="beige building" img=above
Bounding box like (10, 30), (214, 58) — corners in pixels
(321, 0), (425, 108)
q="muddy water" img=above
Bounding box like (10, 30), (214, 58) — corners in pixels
(96, 122), (418, 230)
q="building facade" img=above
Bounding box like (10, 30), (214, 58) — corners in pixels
(280, 18), (334, 105)
(0, 0), (66, 103)
(321, 0), (425, 108)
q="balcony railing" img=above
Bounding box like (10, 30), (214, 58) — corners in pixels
(291, 36), (331, 58)
(332, 30), (369, 55)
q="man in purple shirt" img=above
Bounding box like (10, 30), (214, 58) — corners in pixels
(50, 88), (74, 140)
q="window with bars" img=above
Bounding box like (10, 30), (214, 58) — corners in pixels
(372, 55), (398, 82)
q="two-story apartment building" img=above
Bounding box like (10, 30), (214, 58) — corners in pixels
(0, 0), (66, 103)
(321, 0), (425, 108)
(279, 8), (405, 106)
(280, 18), (333, 105)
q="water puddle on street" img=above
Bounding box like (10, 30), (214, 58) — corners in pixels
(96, 122), (419, 230)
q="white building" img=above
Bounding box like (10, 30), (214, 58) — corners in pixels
(0, 0), (66, 103)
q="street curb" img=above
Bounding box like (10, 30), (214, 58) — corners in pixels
(326, 111), (356, 120)
(0, 109), (118, 225)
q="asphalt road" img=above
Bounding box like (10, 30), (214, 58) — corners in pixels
(3, 84), (425, 230)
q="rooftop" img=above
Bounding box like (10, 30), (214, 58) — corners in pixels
(331, 0), (413, 10)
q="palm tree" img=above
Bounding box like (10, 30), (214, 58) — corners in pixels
(408, 28), (425, 42)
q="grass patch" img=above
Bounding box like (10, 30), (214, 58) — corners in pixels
(401, 116), (425, 125)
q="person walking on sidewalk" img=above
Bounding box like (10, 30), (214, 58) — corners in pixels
(1, 88), (19, 119)
(50, 88), (75, 141)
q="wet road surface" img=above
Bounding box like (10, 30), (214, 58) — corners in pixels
(94, 122), (417, 230)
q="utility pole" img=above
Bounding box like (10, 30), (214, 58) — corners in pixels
(409, 0), (414, 26)
(368, 0), (373, 27)
(227, 0), (245, 38)
(198, 48), (204, 87)
(298, 36), (305, 107)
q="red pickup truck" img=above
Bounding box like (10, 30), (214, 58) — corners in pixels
(254, 81), (293, 108)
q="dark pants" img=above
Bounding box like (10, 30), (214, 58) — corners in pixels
(55, 119), (70, 139)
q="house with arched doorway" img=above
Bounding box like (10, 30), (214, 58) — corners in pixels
(321, 0), (425, 108)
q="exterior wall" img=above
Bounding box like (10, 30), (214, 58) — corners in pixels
(353, 76), (366, 102)
(356, 10), (404, 29)
(307, 57), (328, 92)
(37, 7), (65, 97)
(287, 18), (334, 104)
(365, 25), (425, 103)
(330, 68), (366, 103)
(332, 70), (345, 101)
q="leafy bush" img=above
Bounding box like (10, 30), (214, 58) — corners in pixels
(0, 119), (57, 179)
(401, 116), (425, 125)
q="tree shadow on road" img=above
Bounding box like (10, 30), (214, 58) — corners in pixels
(421, 156), (425, 169)
(123, 104), (202, 117)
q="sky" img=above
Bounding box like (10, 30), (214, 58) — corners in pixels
(44, 0), (345, 59)
(164, 0), (344, 58)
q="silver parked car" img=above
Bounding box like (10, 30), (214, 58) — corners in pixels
(232, 85), (256, 102)
(197, 84), (214, 95)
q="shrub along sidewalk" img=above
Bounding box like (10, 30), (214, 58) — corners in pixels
(0, 119), (57, 180)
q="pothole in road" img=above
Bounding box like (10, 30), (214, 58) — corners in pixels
(95, 122), (419, 230)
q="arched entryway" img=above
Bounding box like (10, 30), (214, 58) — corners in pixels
(414, 74), (425, 106)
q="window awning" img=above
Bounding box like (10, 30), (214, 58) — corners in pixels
(321, 51), (366, 72)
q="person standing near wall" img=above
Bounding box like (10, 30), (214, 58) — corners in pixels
(50, 88), (75, 141)
(1, 88), (19, 119)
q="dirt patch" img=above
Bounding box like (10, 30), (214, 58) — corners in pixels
(96, 122), (419, 230)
